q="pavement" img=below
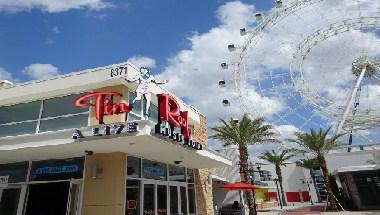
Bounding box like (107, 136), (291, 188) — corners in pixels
(257, 203), (380, 215)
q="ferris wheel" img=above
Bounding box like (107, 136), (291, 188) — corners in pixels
(219, 0), (380, 149)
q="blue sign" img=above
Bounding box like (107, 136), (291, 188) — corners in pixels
(35, 165), (79, 175)
(143, 167), (164, 176)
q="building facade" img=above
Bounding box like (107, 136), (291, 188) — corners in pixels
(0, 62), (231, 215)
(326, 150), (380, 210)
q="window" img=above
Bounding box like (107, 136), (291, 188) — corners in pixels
(38, 94), (88, 133)
(127, 156), (141, 178)
(142, 159), (167, 181)
(0, 101), (40, 137)
(148, 104), (158, 124)
(168, 165), (186, 182)
(0, 101), (41, 124)
(187, 168), (195, 183)
(129, 91), (142, 117)
(0, 94), (89, 138)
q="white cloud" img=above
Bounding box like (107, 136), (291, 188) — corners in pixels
(22, 64), (59, 80)
(0, 67), (13, 81)
(0, 0), (110, 13)
(52, 26), (59, 34)
(127, 56), (156, 69)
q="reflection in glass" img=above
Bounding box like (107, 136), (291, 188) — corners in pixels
(0, 101), (40, 124)
(0, 188), (21, 215)
(180, 186), (187, 214)
(187, 168), (195, 183)
(142, 160), (166, 181)
(169, 165), (186, 182)
(0, 121), (37, 137)
(129, 92), (142, 116)
(42, 94), (87, 118)
(188, 184), (196, 214)
(170, 186), (179, 215)
(126, 180), (140, 215)
(127, 156), (141, 178)
(38, 114), (88, 133)
(143, 184), (155, 215)
(157, 185), (167, 215)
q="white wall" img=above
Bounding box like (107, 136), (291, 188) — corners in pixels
(325, 150), (377, 173)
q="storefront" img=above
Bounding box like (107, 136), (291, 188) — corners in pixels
(0, 63), (231, 215)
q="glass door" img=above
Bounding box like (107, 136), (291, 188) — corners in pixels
(141, 181), (168, 215)
(169, 183), (188, 215)
(66, 180), (82, 215)
(0, 185), (23, 215)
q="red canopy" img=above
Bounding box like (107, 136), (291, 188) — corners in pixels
(223, 182), (260, 191)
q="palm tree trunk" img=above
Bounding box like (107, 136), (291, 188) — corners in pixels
(318, 155), (338, 210)
(276, 165), (287, 206)
(310, 169), (321, 202)
(239, 145), (256, 215)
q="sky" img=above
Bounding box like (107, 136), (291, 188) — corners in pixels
(1, 0), (380, 160)
(0, 0), (271, 82)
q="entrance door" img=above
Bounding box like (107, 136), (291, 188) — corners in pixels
(24, 182), (71, 215)
(142, 181), (168, 215)
(0, 185), (23, 215)
(66, 180), (82, 215)
(169, 184), (188, 215)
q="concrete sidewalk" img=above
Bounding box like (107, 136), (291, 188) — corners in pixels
(257, 204), (380, 215)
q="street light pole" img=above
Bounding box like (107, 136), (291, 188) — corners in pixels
(273, 178), (283, 209)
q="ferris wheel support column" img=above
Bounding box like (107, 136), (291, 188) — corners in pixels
(335, 65), (367, 136)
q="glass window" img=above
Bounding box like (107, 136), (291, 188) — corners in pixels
(180, 186), (187, 214)
(142, 159), (166, 181)
(126, 180), (140, 215)
(170, 186), (178, 214)
(148, 104), (158, 124)
(187, 168), (195, 183)
(29, 157), (84, 181)
(129, 92), (142, 116)
(169, 165), (186, 182)
(188, 184), (196, 214)
(0, 101), (41, 124)
(42, 94), (87, 118)
(38, 114), (88, 133)
(0, 162), (29, 183)
(127, 156), (140, 178)
(143, 184), (155, 215)
(0, 188), (21, 215)
(157, 185), (167, 215)
(128, 113), (141, 122)
(0, 121), (37, 138)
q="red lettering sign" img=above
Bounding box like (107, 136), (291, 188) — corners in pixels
(157, 94), (191, 139)
(74, 92), (132, 123)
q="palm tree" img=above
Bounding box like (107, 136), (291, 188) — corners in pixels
(210, 114), (278, 215)
(287, 127), (344, 210)
(298, 158), (321, 202)
(259, 149), (295, 206)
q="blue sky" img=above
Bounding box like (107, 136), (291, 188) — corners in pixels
(0, 0), (272, 82)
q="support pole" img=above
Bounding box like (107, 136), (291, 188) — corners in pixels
(335, 65), (367, 136)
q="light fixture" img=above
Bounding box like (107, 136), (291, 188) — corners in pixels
(275, 0), (283, 8)
(228, 44), (236, 52)
(222, 100), (230, 106)
(208, 175), (212, 184)
(240, 28), (247, 36)
(221, 62), (228, 69)
(255, 13), (263, 22)
(91, 163), (103, 179)
(219, 80), (226, 87)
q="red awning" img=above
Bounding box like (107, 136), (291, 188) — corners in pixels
(223, 182), (260, 191)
